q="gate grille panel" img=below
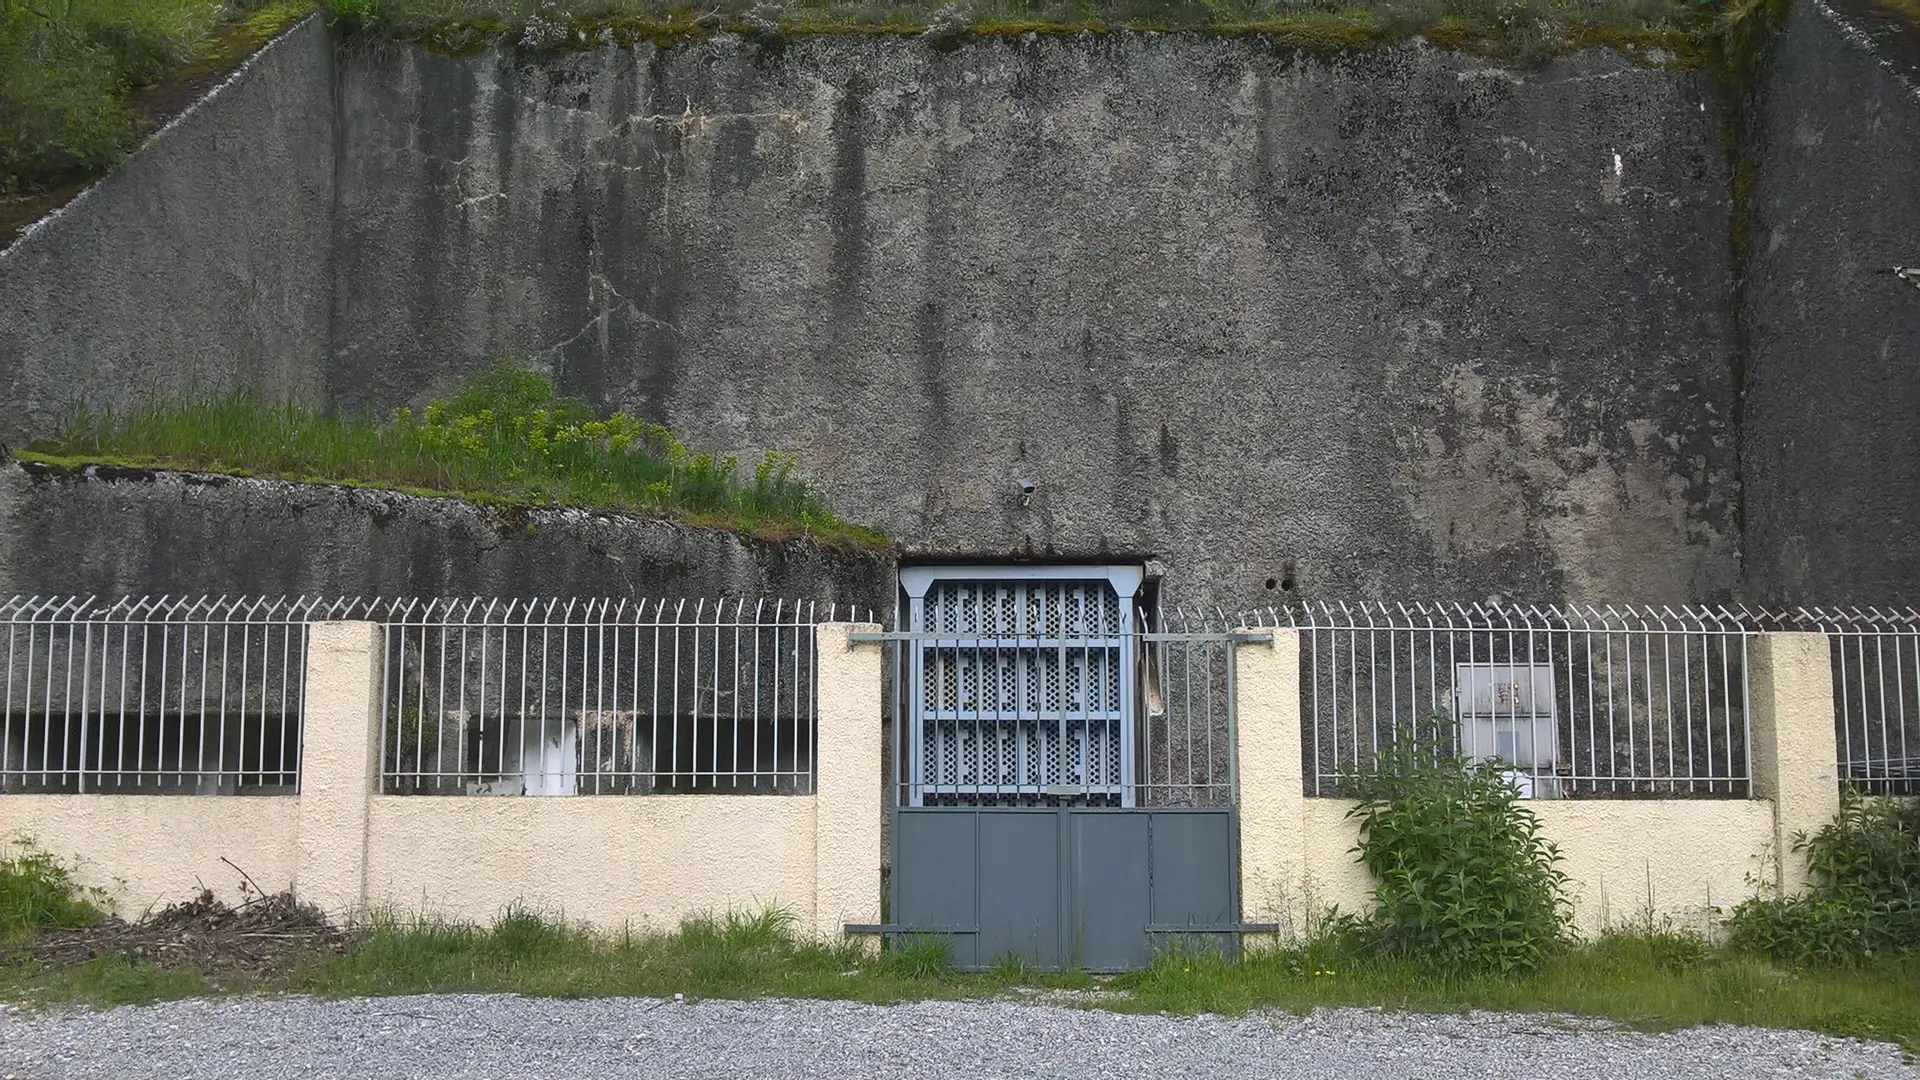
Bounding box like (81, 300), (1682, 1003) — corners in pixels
(901, 569), (1140, 807)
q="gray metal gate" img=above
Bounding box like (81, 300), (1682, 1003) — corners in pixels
(854, 572), (1269, 971)
(890, 806), (1237, 970)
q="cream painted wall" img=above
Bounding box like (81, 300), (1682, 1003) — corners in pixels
(363, 795), (817, 933)
(1235, 629), (1307, 934)
(814, 623), (883, 944)
(1749, 632), (1841, 895)
(297, 621), (382, 915)
(1299, 797), (1775, 936)
(1, 795), (301, 917)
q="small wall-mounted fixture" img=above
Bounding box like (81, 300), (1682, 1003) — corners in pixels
(1015, 478), (1035, 508)
(1893, 266), (1920, 292)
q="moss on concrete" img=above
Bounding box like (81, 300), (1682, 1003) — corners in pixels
(330, 0), (1721, 64)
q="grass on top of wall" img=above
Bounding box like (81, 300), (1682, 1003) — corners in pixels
(325, 0), (1716, 66)
(17, 363), (883, 547)
(3, 906), (1919, 1051)
(0, 0), (313, 202)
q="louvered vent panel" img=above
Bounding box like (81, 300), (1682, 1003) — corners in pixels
(910, 577), (1130, 806)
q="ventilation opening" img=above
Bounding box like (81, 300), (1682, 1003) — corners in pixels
(898, 565), (1144, 808)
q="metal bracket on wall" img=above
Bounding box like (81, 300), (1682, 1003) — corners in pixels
(849, 630), (1273, 644)
(1143, 923), (1280, 935)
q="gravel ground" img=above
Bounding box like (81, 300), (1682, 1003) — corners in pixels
(2, 995), (1916, 1080)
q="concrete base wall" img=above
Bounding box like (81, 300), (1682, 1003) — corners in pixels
(0, 622), (883, 940)
(364, 796), (818, 932)
(1297, 797), (1774, 936)
(0, 795), (301, 916)
(1238, 629), (1836, 940)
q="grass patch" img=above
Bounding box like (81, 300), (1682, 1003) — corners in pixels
(1110, 930), (1920, 1049)
(326, 0), (1714, 65)
(18, 362), (883, 547)
(4, 906), (1917, 1051)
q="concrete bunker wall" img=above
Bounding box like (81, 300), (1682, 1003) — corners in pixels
(3, 13), (1917, 608)
(0, 26), (1747, 609)
(331, 36), (1740, 609)
(0, 16), (335, 436)
(1739, 0), (1920, 606)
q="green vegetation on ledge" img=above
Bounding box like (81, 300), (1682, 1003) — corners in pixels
(322, 0), (1717, 65)
(19, 363), (882, 547)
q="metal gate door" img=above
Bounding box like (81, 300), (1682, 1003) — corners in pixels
(857, 572), (1266, 972)
(891, 806), (1236, 970)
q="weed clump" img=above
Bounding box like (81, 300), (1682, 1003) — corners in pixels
(1725, 794), (1920, 965)
(0, 840), (106, 942)
(1339, 741), (1569, 976)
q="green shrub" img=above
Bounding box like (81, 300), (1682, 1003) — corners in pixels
(321, 0), (379, 30)
(1342, 742), (1569, 976)
(1725, 795), (1920, 965)
(0, 839), (107, 941)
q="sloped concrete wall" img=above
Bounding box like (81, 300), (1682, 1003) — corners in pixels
(0, 29), (1774, 608)
(0, 16), (336, 448)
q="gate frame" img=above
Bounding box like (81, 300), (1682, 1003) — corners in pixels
(849, 623), (1279, 969)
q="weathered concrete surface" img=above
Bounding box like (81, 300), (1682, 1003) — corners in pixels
(0, 16), (336, 448)
(0, 464), (892, 608)
(0, 31), (1750, 607)
(330, 35), (1740, 608)
(1740, 0), (1920, 605)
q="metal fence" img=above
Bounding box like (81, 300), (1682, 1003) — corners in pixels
(0, 595), (354, 794)
(378, 598), (861, 796)
(1238, 603), (1757, 798)
(1780, 607), (1920, 796)
(876, 608), (1243, 809)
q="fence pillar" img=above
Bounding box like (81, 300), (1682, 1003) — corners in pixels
(296, 621), (382, 917)
(815, 622), (883, 945)
(1748, 632), (1841, 896)
(1235, 627), (1304, 938)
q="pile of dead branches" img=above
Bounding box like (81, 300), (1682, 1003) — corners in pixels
(4, 887), (348, 975)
